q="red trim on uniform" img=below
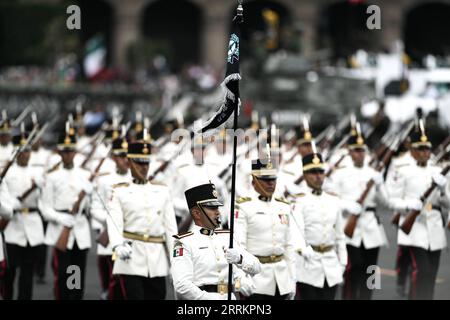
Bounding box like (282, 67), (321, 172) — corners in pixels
(408, 248), (418, 300)
(119, 275), (127, 300)
(52, 249), (60, 300)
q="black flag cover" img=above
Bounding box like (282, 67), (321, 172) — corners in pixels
(198, 16), (241, 134)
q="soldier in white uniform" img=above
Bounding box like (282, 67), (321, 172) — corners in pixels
(1, 132), (45, 299)
(39, 129), (93, 300)
(107, 140), (178, 300)
(28, 119), (52, 284)
(329, 133), (389, 300)
(0, 117), (13, 170)
(388, 124), (449, 300)
(90, 136), (130, 300)
(291, 151), (348, 300)
(171, 183), (261, 300)
(385, 143), (415, 298)
(234, 154), (296, 300)
(0, 159), (16, 298)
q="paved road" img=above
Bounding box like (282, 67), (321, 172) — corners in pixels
(26, 209), (450, 300)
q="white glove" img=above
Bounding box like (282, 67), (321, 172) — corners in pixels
(56, 214), (76, 227)
(114, 243), (132, 261)
(343, 201), (362, 215)
(406, 198), (423, 211)
(225, 248), (242, 265)
(301, 246), (318, 260)
(32, 176), (44, 189)
(82, 182), (93, 195)
(432, 173), (447, 190)
(372, 172), (384, 187)
(236, 276), (255, 297)
(11, 198), (22, 210)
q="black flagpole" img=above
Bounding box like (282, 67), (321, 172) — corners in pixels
(228, 2), (243, 301)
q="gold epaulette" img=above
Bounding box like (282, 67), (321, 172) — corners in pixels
(335, 165), (346, 170)
(173, 231), (194, 239)
(294, 193), (306, 198)
(215, 229), (230, 234)
(97, 172), (111, 177)
(112, 182), (129, 189)
(177, 164), (189, 171)
(282, 170), (295, 176)
(325, 191), (339, 197)
(395, 163), (410, 168)
(236, 197), (252, 204)
(275, 197), (291, 205)
(151, 181), (167, 187)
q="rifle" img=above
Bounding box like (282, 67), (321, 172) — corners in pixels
(30, 123), (49, 146)
(434, 142), (450, 164)
(434, 136), (450, 156)
(344, 137), (400, 238)
(11, 105), (32, 127)
(317, 126), (337, 153)
(55, 147), (111, 252)
(80, 133), (105, 169)
(368, 132), (394, 166)
(0, 125), (39, 184)
(148, 161), (171, 181)
(0, 125), (39, 231)
(399, 164), (450, 235)
(395, 141), (449, 227)
(6, 123), (51, 202)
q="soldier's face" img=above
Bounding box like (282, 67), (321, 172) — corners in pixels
(193, 206), (221, 229)
(0, 133), (11, 146)
(252, 177), (277, 197)
(59, 150), (75, 166)
(113, 155), (129, 173)
(17, 151), (30, 166)
(411, 147), (431, 164)
(304, 170), (325, 190)
(350, 149), (365, 167)
(130, 160), (149, 180)
(298, 143), (313, 157)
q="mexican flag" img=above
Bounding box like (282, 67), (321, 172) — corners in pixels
(83, 35), (107, 80)
(173, 247), (184, 257)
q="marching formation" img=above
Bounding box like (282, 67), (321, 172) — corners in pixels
(0, 105), (449, 301)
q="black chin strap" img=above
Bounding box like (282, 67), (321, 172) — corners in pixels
(253, 175), (272, 199)
(198, 204), (218, 230)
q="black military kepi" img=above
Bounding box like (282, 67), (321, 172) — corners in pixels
(12, 132), (30, 151)
(185, 183), (223, 210)
(347, 133), (367, 150)
(105, 127), (120, 142)
(410, 120), (432, 149)
(127, 141), (151, 163)
(252, 157), (278, 179)
(112, 137), (128, 156)
(295, 126), (313, 145)
(0, 118), (11, 134)
(57, 129), (77, 152)
(302, 152), (325, 173)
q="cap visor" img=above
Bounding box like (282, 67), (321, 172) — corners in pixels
(202, 200), (223, 207)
